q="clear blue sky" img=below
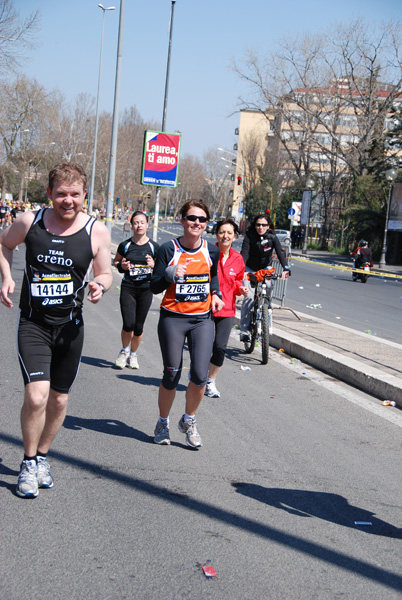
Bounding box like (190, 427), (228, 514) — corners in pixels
(17, 0), (402, 159)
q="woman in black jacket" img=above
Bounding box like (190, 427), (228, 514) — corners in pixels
(240, 213), (290, 341)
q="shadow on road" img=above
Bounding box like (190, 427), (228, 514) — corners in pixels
(63, 415), (152, 443)
(231, 483), (402, 539)
(0, 432), (401, 592)
(80, 355), (114, 369)
(62, 416), (191, 450)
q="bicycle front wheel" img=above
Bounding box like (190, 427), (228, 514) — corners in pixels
(261, 302), (270, 364)
(244, 323), (257, 354)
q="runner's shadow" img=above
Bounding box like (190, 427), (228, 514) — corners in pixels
(80, 355), (115, 369)
(0, 458), (19, 477)
(0, 458), (21, 493)
(232, 483), (402, 538)
(63, 416), (199, 450)
(63, 415), (152, 443)
(116, 373), (187, 392)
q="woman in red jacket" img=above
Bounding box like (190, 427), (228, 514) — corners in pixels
(205, 218), (248, 398)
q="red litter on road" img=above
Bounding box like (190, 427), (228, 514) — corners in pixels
(201, 565), (217, 578)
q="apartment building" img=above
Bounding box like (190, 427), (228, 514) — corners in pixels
(230, 81), (402, 261)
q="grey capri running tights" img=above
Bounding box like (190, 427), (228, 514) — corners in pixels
(157, 309), (214, 390)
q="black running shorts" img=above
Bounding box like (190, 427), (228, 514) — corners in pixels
(17, 315), (84, 394)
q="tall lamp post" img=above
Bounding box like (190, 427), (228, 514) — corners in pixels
(218, 147), (245, 221)
(88, 3), (115, 216)
(379, 167), (397, 269)
(105, 0), (125, 228)
(302, 176), (315, 255)
(266, 184), (273, 214)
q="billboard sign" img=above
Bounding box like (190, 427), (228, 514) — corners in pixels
(141, 130), (181, 187)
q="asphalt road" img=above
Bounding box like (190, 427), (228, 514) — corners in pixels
(0, 248), (401, 599)
(112, 221), (402, 344)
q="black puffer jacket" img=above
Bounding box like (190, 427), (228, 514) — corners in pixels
(241, 228), (288, 271)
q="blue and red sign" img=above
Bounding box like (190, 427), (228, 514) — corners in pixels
(141, 130), (181, 187)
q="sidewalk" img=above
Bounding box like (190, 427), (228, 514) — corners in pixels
(270, 307), (402, 405)
(236, 247), (402, 405)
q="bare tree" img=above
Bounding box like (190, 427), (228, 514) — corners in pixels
(0, 74), (51, 201)
(233, 18), (402, 246)
(203, 148), (233, 217)
(0, 0), (40, 73)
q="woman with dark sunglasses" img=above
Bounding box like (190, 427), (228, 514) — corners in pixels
(240, 213), (290, 341)
(150, 200), (224, 448)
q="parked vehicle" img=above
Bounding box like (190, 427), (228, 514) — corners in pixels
(206, 221), (217, 234)
(275, 229), (291, 245)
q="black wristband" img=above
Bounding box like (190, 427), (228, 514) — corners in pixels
(96, 282), (106, 295)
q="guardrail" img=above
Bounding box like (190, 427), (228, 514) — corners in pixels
(272, 258), (288, 306)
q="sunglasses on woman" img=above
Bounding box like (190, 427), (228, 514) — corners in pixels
(184, 215), (208, 223)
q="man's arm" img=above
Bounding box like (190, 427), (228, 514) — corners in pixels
(0, 212), (35, 308)
(88, 221), (113, 304)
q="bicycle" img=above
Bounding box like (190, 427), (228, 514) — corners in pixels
(243, 268), (278, 364)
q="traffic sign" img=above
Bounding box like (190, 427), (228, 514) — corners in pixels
(288, 208), (295, 216)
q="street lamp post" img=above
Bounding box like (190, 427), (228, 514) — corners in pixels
(379, 168), (397, 269)
(218, 147), (245, 221)
(106, 0), (125, 228)
(266, 184), (273, 214)
(302, 176), (315, 255)
(88, 3), (115, 215)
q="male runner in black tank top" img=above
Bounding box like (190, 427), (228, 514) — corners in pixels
(0, 163), (112, 498)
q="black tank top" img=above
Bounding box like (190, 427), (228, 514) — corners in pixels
(20, 208), (95, 325)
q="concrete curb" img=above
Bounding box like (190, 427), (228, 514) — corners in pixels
(234, 311), (402, 405)
(270, 328), (402, 405)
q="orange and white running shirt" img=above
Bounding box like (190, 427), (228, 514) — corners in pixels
(161, 238), (213, 315)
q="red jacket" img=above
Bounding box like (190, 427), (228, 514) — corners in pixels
(213, 248), (245, 317)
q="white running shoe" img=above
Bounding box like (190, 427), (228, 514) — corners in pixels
(128, 354), (139, 369)
(177, 415), (202, 448)
(115, 349), (129, 369)
(16, 460), (39, 498)
(154, 420), (171, 445)
(37, 457), (54, 488)
(205, 381), (221, 398)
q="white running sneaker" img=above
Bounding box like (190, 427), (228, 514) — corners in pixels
(154, 420), (171, 445)
(205, 381), (220, 398)
(115, 349), (129, 369)
(16, 460), (39, 498)
(177, 415), (202, 448)
(37, 457), (54, 488)
(128, 354), (139, 369)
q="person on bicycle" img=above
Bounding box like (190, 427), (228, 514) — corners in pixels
(205, 218), (248, 398)
(240, 213), (290, 342)
(350, 240), (373, 269)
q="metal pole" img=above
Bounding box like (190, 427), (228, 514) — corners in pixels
(379, 183), (393, 268)
(153, 0), (176, 242)
(88, 6), (115, 215)
(302, 190), (311, 255)
(105, 0), (125, 229)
